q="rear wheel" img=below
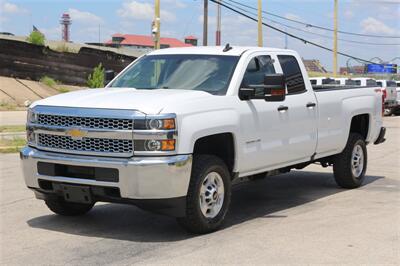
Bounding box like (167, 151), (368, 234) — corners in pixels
(177, 155), (231, 234)
(333, 133), (367, 189)
(45, 198), (94, 216)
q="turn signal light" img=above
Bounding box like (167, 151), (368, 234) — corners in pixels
(161, 139), (176, 151)
(162, 119), (175, 130)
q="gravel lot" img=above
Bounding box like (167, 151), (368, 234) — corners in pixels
(1, 117), (399, 265)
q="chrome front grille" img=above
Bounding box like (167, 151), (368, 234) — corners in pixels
(38, 134), (133, 154)
(29, 107), (141, 157)
(37, 114), (133, 130)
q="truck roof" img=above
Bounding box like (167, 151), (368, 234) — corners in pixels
(148, 46), (295, 56)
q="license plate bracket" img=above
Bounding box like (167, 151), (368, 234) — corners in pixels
(61, 184), (92, 204)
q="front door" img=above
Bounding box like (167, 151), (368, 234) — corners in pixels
(238, 53), (318, 174)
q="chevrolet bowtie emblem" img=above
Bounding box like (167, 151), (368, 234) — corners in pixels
(66, 128), (88, 140)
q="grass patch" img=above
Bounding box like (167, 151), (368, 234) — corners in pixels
(0, 101), (17, 111)
(53, 43), (78, 53)
(40, 76), (58, 88)
(57, 87), (70, 93)
(0, 137), (26, 153)
(0, 125), (26, 133)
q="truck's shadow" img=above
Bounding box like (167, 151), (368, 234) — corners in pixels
(27, 171), (382, 242)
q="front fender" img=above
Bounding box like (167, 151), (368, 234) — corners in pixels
(177, 109), (239, 155)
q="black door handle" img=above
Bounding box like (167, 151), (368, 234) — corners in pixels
(277, 105), (289, 112)
(306, 102), (316, 108)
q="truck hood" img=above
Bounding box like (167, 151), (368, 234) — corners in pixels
(31, 88), (213, 114)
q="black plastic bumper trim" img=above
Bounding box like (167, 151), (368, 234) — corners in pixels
(29, 183), (186, 218)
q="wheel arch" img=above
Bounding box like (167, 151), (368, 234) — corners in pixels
(349, 113), (370, 141)
(192, 132), (237, 177)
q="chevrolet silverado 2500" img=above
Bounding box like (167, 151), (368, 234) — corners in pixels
(21, 46), (386, 233)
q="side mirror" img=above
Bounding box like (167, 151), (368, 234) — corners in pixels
(239, 73), (286, 101)
(264, 74), (286, 102)
(104, 70), (115, 85)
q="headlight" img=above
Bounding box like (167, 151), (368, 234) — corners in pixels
(27, 108), (36, 123)
(148, 118), (175, 130)
(26, 128), (36, 145)
(134, 118), (176, 130)
(133, 114), (177, 154)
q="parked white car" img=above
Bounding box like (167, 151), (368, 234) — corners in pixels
(335, 77), (377, 86)
(376, 80), (398, 116)
(395, 81), (400, 115)
(21, 46), (386, 233)
(351, 77), (378, 87)
(309, 77), (338, 86)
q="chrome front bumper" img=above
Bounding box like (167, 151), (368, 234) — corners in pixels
(20, 146), (192, 199)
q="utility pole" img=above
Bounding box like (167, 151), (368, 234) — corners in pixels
(257, 0), (263, 47)
(154, 0), (161, 49)
(333, 0), (338, 77)
(216, 0), (221, 46)
(203, 0), (208, 46)
(284, 27), (288, 49)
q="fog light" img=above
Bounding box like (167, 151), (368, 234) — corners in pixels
(145, 140), (162, 151)
(143, 139), (176, 152)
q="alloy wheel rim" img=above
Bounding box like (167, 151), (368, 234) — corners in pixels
(199, 172), (225, 218)
(351, 144), (364, 178)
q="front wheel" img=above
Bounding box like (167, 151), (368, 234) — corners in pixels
(333, 133), (367, 189)
(177, 155), (231, 234)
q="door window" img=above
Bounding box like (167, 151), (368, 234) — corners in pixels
(277, 55), (306, 94)
(241, 56), (275, 87)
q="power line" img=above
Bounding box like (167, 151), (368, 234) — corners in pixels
(209, 0), (374, 64)
(225, 0), (400, 39)
(226, 1), (400, 46)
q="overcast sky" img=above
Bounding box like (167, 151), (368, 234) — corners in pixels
(0, 0), (399, 70)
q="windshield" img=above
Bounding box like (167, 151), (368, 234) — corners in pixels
(109, 54), (239, 95)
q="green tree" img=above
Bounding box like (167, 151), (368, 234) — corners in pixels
(87, 63), (105, 88)
(27, 31), (45, 46)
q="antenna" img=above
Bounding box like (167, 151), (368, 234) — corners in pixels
(223, 43), (232, 52)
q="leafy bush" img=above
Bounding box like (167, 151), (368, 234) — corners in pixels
(54, 43), (77, 53)
(27, 31), (45, 46)
(40, 76), (57, 88)
(87, 63), (105, 88)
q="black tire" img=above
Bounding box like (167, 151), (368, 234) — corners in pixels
(45, 198), (94, 216)
(333, 133), (367, 189)
(177, 155), (232, 234)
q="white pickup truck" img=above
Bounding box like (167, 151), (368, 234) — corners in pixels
(21, 46), (386, 233)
